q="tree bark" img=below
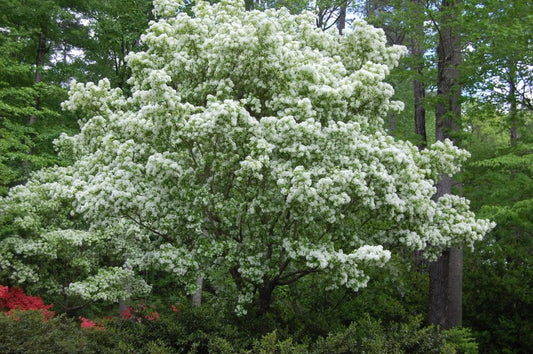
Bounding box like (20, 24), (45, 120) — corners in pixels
(412, 0), (427, 149)
(430, 0), (463, 330)
(508, 65), (518, 145)
(256, 280), (275, 317)
(30, 28), (47, 125)
(191, 277), (203, 307)
(414, 78), (427, 148)
(429, 247), (463, 328)
(337, 1), (347, 35)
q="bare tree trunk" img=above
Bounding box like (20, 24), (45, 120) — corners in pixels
(337, 1), (347, 35)
(35, 30), (46, 84)
(256, 280), (275, 317)
(119, 282), (132, 316)
(412, 0), (427, 149)
(191, 277), (203, 307)
(509, 65), (518, 145)
(413, 78), (426, 148)
(119, 298), (128, 316)
(430, 0), (463, 330)
(30, 28), (47, 125)
(430, 177), (463, 328)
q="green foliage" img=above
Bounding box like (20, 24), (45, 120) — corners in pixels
(73, 0), (154, 91)
(251, 330), (307, 354)
(463, 222), (533, 352)
(0, 2), (82, 195)
(0, 0), (152, 195)
(258, 252), (429, 342)
(100, 303), (237, 353)
(0, 311), (85, 353)
(443, 327), (479, 354)
(462, 107), (533, 352)
(0, 299), (479, 353)
(0, 27), (60, 194)
(313, 314), (478, 353)
(462, 0), (533, 112)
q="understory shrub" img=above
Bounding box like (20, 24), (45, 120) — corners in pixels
(313, 314), (478, 354)
(0, 303), (479, 353)
(0, 310), (84, 353)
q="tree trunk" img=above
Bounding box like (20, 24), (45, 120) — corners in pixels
(118, 298), (128, 316)
(191, 277), (203, 307)
(429, 247), (463, 328)
(256, 280), (275, 317)
(337, 1), (347, 35)
(119, 282), (132, 316)
(430, 0), (463, 330)
(412, 0), (427, 149)
(508, 65), (518, 145)
(30, 28), (47, 125)
(414, 78), (427, 148)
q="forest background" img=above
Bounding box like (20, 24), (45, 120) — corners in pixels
(0, 0), (531, 353)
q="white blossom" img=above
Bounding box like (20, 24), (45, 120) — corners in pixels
(0, 0), (494, 312)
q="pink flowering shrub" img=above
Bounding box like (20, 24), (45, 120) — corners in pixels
(171, 303), (181, 313)
(121, 302), (160, 323)
(0, 285), (55, 321)
(79, 316), (106, 330)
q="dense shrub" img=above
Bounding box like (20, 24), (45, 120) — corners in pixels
(313, 314), (478, 354)
(0, 301), (479, 353)
(88, 303), (239, 353)
(0, 310), (84, 353)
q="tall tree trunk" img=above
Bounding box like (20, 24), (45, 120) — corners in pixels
(191, 277), (203, 306)
(119, 282), (132, 317)
(337, 1), (347, 35)
(30, 28), (47, 125)
(508, 65), (518, 145)
(412, 0), (427, 149)
(414, 78), (427, 148)
(430, 0), (463, 330)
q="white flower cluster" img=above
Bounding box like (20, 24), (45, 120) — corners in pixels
(68, 267), (151, 302)
(0, 0), (494, 311)
(282, 239), (391, 291)
(152, 0), (184, 18)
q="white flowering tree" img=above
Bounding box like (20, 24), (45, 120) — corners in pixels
(0, 0), (493, 315)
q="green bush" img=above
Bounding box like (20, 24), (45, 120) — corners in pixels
(89, 303), (239, 353)
(251, 330), (307, 354)
(0, 310), (85, 353)
(0, 306), (480, 353)
(313, 314), (479, 354)
(442, 327), (479, 354)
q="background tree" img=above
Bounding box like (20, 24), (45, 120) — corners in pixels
(0, 0), (153, 196)
(459, 1), (533, 348)
(428, 0), (464, 329)
(461, 105), (533, 352)
(72, 0), (154, 91)
(0, 0), (79, 195)
(463, 0), (533, 136)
